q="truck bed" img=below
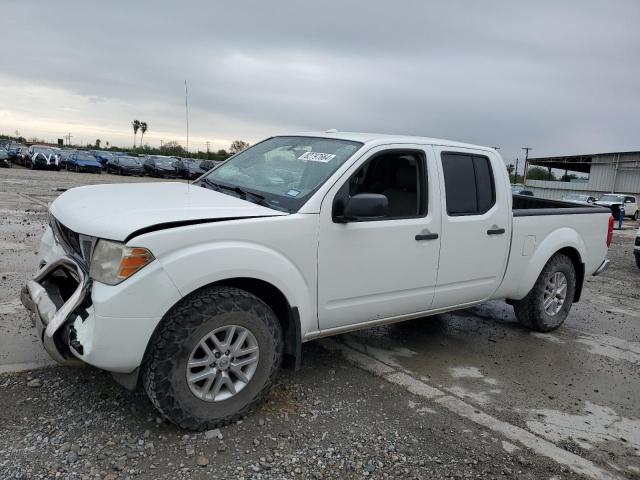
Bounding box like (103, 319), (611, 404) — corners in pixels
(512, 194), (610, 217)
(495, 195), (611, 301)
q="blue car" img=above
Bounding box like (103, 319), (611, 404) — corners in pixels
(66, 152), (102, 173)
(90, 150), (114, 166)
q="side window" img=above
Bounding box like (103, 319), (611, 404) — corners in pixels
(441, 152), (495, 216)
(625, 196), (635, 203)
(334, 150), (427, 220)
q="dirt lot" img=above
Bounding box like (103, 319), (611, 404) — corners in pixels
(1, 167), (639, 479)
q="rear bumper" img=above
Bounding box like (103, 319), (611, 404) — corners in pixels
(592, 258), (610, 276)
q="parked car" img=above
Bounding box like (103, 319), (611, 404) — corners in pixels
(90, 150), (113, 166)
(562, 194), (596, 205)
(66, 152), (102, 173)
(179, 158), (207, 180)
(199, 159), (223, 172)
(0, 149), (11, 168)
(595, 194), (639, 220)
(21, 132), (614, 430)
(635, 227), (640, 269)
(7, 144), (26, 164)
(58, 149), (78, 169)
(105, 156), (144, 175)
(512, 185), (534, 196)
(25, 146), (60, 170)
(143, 156), (182, 178)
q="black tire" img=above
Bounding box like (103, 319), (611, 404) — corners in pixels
(513, 253), (576, 332)
(633, 210), (638, 221)
(635, 253), (640, 270)
(142, 286), (283, 431)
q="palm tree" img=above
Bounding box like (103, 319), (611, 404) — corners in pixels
(139, 122), (148, 146)
(132, 120), (141, 147)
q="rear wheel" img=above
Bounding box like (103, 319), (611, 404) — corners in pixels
(142, 286), (283, 431)
(513, 253), (576, 332)
(633, 210), (638, 221)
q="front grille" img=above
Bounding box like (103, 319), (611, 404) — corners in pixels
(50, 215), (82, 258)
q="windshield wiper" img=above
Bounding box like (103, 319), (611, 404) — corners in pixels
(200, 179), (290, 212)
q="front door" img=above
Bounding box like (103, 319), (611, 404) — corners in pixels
(317, 145), (441, 330)
(431, 147), (511, 309)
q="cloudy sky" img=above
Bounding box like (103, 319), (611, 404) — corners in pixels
(2, 1), (639, 164)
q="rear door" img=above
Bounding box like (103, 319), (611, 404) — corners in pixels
(431, 147), (511, 309)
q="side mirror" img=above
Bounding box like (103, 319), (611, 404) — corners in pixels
(338, 193), (388, 222)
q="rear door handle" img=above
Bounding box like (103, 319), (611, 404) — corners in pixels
(487, 228), (506, 235)
(415, 233), (439, 241)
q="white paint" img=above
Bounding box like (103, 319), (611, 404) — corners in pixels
(526, 401), (640, 452)
(501, 440), (519, 453)
(450, 366), (484, 379)
(575, 332), (640, 366)
(445, 386), (492, 406)
(321, 338), (624, 480)
(0, 299), (23, 315)
(417, 406), (437, 415)
(530, 332), (566, 344)
(0, 360), (55, 374)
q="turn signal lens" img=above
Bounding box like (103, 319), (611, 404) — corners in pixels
(90, 240), (155, 285)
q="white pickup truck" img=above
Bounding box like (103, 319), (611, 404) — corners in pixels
(22, 132), (613, 430)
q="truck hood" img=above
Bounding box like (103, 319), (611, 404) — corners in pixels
(49, 182), (287, 241)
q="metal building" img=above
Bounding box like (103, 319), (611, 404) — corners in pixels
(523, 151), (640, 201)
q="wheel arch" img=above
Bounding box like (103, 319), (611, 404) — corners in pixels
(138, 277), (302, 382)
(556, 246), (585, 302)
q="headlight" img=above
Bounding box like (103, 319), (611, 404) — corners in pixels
(89, 239), (154, 285)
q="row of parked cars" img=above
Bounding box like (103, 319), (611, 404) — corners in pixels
(0, 143), (222, 180)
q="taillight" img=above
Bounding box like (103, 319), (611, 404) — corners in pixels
(606, 215), (614, 247)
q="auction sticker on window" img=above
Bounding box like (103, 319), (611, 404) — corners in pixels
(299, 151), (336, 163)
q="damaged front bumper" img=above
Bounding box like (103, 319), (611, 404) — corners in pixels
(21, 256), (90, 365)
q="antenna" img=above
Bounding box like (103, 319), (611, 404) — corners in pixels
(185, 80), (190, 189)
(185, 80), (190, 156)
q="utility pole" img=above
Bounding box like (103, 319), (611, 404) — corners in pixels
(205, 141), (211, 159)
(522, 147), (532, 183)
(514, 157), (519, 184)
(65, 133), (73, 146)
(160, 139), (164, 149)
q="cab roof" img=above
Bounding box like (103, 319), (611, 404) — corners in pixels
(289, 131), (495, 153)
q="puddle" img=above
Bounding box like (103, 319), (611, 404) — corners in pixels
(526, 401), (640, 451)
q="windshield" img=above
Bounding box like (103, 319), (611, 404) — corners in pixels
(34, 147), (55, 155)
(599, 194), (624, 202)
(153, 158), (175, 167)
(200, 136), (362, 212)
(119, 156), (141, 166)
(76, 153), (96, 161)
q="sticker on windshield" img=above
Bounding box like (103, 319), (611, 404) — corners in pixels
(286, 189), (301, 197)
(298, 151), (336, 163)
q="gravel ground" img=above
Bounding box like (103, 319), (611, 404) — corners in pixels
(1, 166), (639, 479)
(0, 343), (579, 480)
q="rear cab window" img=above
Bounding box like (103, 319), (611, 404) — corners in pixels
(440, 152), (496, 216)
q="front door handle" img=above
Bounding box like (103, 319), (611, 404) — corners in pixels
(415, 233), (439, 241)
(487, 228), (506, 235)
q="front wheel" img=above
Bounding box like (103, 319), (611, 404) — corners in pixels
(142, 286), (283, 430)
(633, 210), (638, 221)
(513, 253), (576, 332)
